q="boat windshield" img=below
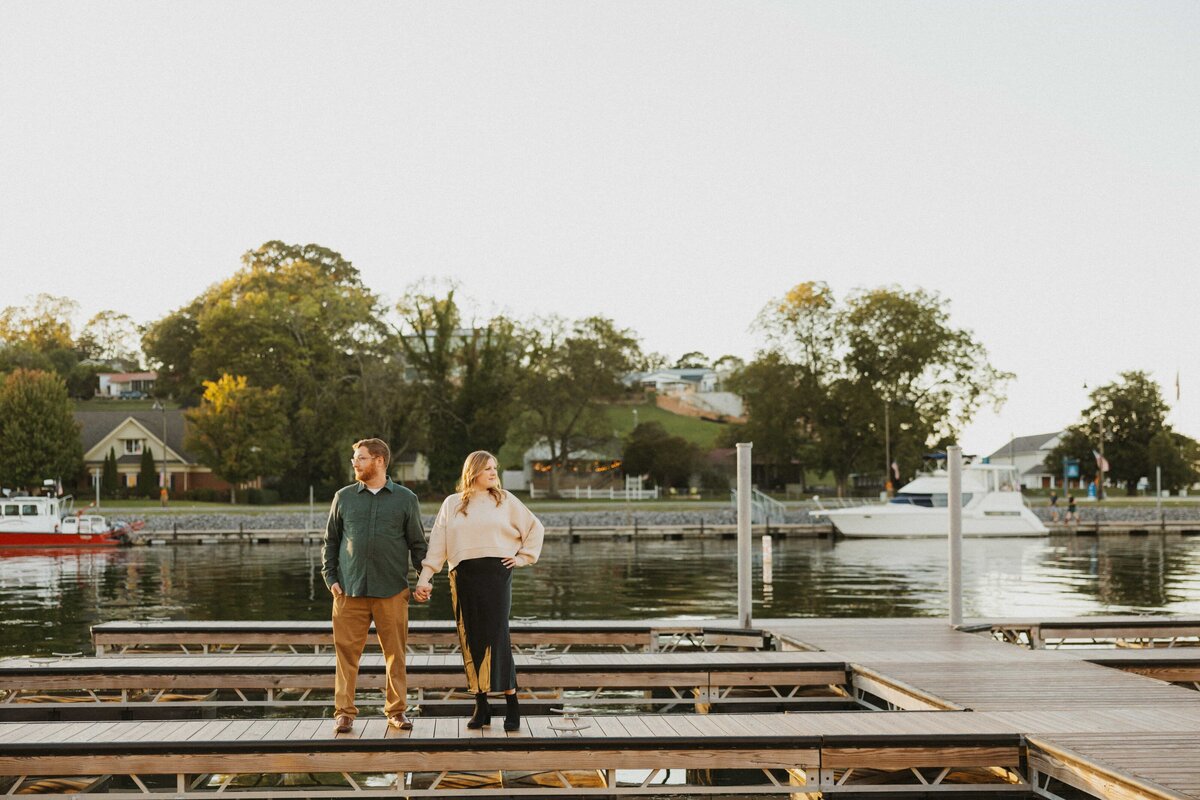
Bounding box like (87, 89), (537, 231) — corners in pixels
(889, 492), (973, 508)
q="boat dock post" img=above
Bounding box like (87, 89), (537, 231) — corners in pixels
(948, 444), (963, 626)
(736, 441), (752, 629)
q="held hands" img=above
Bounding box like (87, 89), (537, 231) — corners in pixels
(413, 583), (433, 603)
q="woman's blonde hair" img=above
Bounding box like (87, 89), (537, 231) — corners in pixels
(456, 450), (505, 515)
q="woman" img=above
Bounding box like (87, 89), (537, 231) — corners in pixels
(414, 451), (544, 731)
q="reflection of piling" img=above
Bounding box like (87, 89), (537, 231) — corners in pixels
(762, 534), (773, 584)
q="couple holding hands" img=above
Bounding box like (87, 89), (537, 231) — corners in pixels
(322, 439), (544, 735)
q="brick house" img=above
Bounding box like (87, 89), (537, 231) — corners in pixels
(74, 409), (230, 495)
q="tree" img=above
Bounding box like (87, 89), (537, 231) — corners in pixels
(1047, 371), (1176, 496)
(392, 287), (524, 490)
(622, 422), (700, 489)
(636, 352), (671, 372)
(673, 351), (709, 369)
(0, 294), (78, 353)
(1147, 431), (1199, 493)
(102, 447), (120, 498)
(508, 316), (641, 495)
(721, 352), (808, 490)
(841, 287), (1011, 445)
(144, 241), (386, 496)
(185, 374), (291, 503)
(0, 369), (83, 491)
(77, 311), (142, 366)
(137, 447), (159, 498)
(141, 307), (201, 403)
(736, 282), (1010, 495)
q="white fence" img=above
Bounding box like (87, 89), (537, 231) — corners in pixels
(529, 485), (661, 500)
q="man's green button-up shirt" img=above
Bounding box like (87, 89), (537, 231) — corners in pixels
(322, 479), (428, 598)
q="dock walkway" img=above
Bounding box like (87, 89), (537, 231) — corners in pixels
(768, 617), (1200, 799)
(2, 616), (1199, 797)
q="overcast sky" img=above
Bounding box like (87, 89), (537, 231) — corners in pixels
(2, 2), (1197, 457)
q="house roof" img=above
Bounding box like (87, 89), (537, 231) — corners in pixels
(627, 368), (715, 384)
(987, 431), (1063, 461)
(75, 409), (196, 463)
(98, 371), (157, 382)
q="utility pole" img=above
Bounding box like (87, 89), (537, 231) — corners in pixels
(883, 400), (891, 497)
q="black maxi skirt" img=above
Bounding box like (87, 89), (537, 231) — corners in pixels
(449, 557), (517, 693)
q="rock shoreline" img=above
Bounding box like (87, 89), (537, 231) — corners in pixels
(120, 505), (1200, 532)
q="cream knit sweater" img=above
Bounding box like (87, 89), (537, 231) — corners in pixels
(418, 491), (545, 583)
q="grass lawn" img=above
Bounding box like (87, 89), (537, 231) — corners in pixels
(73, 398), (180, 411)
(604, 402), (728, 449)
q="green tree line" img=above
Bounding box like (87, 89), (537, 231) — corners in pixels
(4, 242), (1192, 500)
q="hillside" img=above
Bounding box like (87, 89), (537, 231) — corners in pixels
(604, 401), (727, 450)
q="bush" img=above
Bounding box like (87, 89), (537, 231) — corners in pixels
(699, 469), (730, 494)
(244, 488), (281, 505)
(181, 488), (225, 503)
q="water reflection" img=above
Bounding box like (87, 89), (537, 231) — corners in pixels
(1, 535), (1198, 658)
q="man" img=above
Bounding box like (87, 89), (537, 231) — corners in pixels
(322, 438), (428, 734)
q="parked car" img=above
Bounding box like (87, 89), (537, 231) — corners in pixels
(119, 390), (147, 399)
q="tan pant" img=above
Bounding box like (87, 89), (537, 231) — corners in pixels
(332, 589), (410, 719)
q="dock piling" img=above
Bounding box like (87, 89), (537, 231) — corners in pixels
(737, 442), (753, 629)
(948, 445), (963, 627)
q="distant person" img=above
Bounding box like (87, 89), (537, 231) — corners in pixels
(159, 486), (169, 508)
(414, 451), (544, 732)
(322, 438), (428, 734)
(1066, 494), (1078, 525)
(1048, 491), (1059, 522)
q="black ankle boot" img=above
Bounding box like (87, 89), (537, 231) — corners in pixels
(467, 692), (491, 729)
(503, 693), (520, 731)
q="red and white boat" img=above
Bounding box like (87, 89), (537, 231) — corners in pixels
(0, 495), (135, 547)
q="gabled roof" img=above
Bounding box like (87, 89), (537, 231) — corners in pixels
(987, 431), (1063, 461)
(74, 408), (196, 463)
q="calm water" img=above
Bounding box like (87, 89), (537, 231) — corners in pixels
(3, 535), (1200, 658)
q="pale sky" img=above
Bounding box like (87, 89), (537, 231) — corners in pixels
(1, 2), (1197, 456)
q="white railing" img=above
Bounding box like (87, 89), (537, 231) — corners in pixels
(529, 486), (661, 500)
(730, 488), (787, 524)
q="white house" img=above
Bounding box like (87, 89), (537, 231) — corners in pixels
(96, 371), (157, 398)
(392, 451), (430, 484)
(626, 368), (718, 395)
(986, 431), (1071, 489)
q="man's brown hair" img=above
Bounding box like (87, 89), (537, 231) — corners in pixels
(353, 438), (391, 468)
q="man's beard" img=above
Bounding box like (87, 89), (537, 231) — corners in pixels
(356, 464), (381, 483)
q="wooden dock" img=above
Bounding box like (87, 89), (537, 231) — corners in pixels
(134, 522), (831, 546)
(1, 616), (1199, 798)
(0, 651), (850, 718)
(90, 619), (772, 655)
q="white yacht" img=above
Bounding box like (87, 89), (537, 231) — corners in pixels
(812, 463), (1047, 538)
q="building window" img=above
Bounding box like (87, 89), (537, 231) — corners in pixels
(122, 439), (144, 455)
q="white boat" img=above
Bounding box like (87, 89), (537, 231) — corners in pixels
(812, 463), (1047, 538)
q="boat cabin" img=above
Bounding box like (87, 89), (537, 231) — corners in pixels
(0, 496), (64, 533)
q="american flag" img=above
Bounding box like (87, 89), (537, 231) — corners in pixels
(1093, 450), (1110, 472)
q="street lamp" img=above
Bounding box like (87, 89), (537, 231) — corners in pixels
(151, 400), (167, 498)
(1082, 382), (1106, 501)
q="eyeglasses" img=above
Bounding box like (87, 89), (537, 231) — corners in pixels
(350, 455), (380, 464)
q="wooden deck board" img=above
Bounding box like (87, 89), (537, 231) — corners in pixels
(6, 615), (1198, 799)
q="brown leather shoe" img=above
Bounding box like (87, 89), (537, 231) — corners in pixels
(387, 713), (414, 730)
(333, 714), (353, 733)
